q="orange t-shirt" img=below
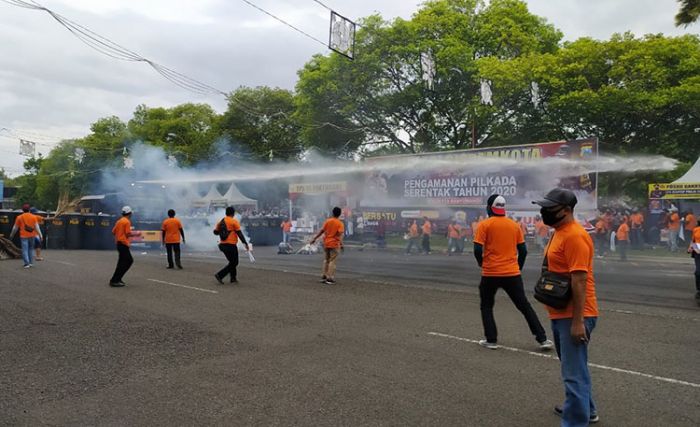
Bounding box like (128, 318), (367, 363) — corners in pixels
(473, 216), (525, 277)
(685, 214), (696, 231)
(447, 224), (460, 239)
(281, 221), (292, 233)
(535, 220), (549, 237)
(112, 217), (132, 246)
(471, 221), (480, 236)
(14, 212), (39, 239)
(161, 217), (183, 244)
(215, 216), (242, 245)
(668, 213), (680, 231)
(693, 226), (700, 244)
(422, 221), (432, 236)
(408, 223), (419, 237)
(630, 213), (644, 228)
(544, 221), (598, 320)
(321, 217), (344, 248)
(616, 223), (629, 241)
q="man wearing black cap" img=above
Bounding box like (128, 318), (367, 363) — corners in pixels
(473, 194), (552, 351)
(532, 188), (600, 425)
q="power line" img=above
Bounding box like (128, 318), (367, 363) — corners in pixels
(311, 0), (333, 12)
(239, 0), (327, 47)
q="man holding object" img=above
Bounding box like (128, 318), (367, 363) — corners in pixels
(533, 188), (600, 426)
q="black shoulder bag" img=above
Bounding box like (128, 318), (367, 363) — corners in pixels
(213, 218), (230, 241)
(534, 241), (572, 309)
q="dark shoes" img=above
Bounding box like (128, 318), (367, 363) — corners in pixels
(177, 265), (183, 269)
(109, 281), (125, 287)
(214, 274), (224, 284)
(553, 405), (599, 423)
(166, 266), (174, 269)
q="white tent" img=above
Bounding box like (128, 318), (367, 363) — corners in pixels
(194, 184), (227, 207)
(222, 183), (258, 208)
(673, 157), (700, 183)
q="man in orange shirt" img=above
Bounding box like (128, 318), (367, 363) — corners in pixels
(668, 207), (681, 252)
(630, 209), (644, 249)
(447, 220), (460, 255)
(616, 221), (630, 262)
(213, 206), (250, 284)
(421, 216), (432, 254)
(30, 207), (44, 261)
(109, 206), (139, 287)
(473, 195), (552, 351)
(405, 219), (420, 254)
(311, 206), (344, 285)
(161, 209), (185, 269)
(534, 215), (549, 250)
(9, 203), (42, 268)
(281, 218), (293, 243)
(533, 188), (599, 425)
(684, 209), (695, 244)
(688, 217), (700, 302)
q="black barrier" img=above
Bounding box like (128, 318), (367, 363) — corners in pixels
(64, 213), (82, 249)
(0, 209), (13, 240)
(47, 215), (66, 249)
(97, 215), (114, 250)
(81, 214), (100, 250)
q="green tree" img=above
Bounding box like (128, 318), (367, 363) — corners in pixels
(676, 0), (700, 26)
(220, 86), (302, 161)
(128, 103), (220, 165)
(295, 0), (562, 154)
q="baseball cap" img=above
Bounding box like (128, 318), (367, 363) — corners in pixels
(489, 195), (506, 215)
(532, 188), (577, 209)
(29, 207), (38, 214)
(121, 206), (133, 215)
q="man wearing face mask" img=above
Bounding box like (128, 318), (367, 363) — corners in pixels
(532, 188), (600, 426)
(473, 194), (553, 351)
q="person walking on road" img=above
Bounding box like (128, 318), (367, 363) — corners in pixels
(616, 220), (630, 262)
(447, 220), (460, 255)
(161, 209), (185, 269)
(684, 210), (695, 244)
(213, 206), (250, 284)
(421, 217), (432, 254)
(9, 203), (42, 268)
(668, 207), (681, 252)
(30, 207), (44, 261)
(311, 207), (345, 285)
(109, 206), (139, 287)
(688, 218), (700, 303)
(630, 209), (644, 249)
(532, 188), (600, 426)
(405, 220), (420, 254)
(281, 218), (292, 243)
(473, 194), (553, 351)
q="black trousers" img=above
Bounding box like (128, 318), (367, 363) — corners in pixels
(694, 255), (700, 292)
(217, 244), (239, 282)
(479, 275), (547, 343)
(110, 243), (133, 283)
(166, 243), (181, 268)
(422, 234), (431, 253)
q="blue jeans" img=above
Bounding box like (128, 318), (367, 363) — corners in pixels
(20, 237), (35, 266)
(551, 317), (597, 427)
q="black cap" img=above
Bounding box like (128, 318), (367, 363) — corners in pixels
(532, 188), (577, 208)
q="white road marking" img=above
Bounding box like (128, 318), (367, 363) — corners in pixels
(147, 278), (218, 294)
(46, 260), (77, 266)
(428, 331), (700, 389)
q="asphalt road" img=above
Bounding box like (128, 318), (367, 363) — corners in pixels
(1, 246), (699, 426)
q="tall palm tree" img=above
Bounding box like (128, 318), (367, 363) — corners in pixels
(676, 0), (700, 26)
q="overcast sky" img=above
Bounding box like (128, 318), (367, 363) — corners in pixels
(0, 0), (697, 176)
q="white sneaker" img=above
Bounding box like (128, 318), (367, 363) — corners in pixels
(23, 264), (31, 269)
(478, 340), (499, 350)
(539, 339), (554, 351)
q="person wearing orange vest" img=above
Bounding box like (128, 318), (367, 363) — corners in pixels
(668, 207), (681, 252)
(684, 210), (696, 244)
(533, 188), (600, 425)
(311, 207), (345, 285)
(405, 220), (420, 254)
(687, 217), (700, 302)
(616, 221), (630, 262)
(281, 218), (293, 243)
(421, 217), (432, 254)
(161, 209), (185, 269)
(473, 195), (551, 351)
(109, 206), (140, 287)
(9, 203), (42, 268)
(447, 220), (460, 255)
(213, 206), (250, 284)
(30, 207), (44, 261)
